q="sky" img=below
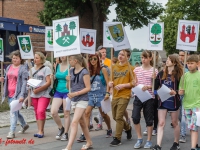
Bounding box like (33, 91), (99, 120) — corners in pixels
(107, 0), (168, 50)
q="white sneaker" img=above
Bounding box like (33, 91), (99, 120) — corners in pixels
(7, 132), (15, 139)
(27, 106), (34, 110)
(18, 124), (29, 133)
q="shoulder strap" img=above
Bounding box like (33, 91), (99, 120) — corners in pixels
(91, 75), (97, 84)
(33, 65), (45, 77)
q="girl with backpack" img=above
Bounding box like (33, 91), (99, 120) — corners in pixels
(152, 55), (183, 150)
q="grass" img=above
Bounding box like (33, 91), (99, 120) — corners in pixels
(0, 98), (9, 112)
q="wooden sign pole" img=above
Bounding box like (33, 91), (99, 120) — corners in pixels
(152, 51), (156, 92)
(181, 51), (187, 88)
(110, 48), (113, 81)
(67, 56), (71, 93)
(1, 61), (3, 95)
(123, 50), (134, 80)
(50, 51), (54, 88)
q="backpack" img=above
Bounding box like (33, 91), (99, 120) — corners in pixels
(100, 65), (110, 86)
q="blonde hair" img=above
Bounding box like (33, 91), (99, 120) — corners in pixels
(70, 54), (87, 70)
(7, 50), (24, 64)
(35, 52), (46, 64)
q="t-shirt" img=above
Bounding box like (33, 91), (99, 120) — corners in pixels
(103, 58), (111, 68)
(7, 65), (19, 97)
(161, 74), (175, 109)
(70, 68), (89, 102)
(55, 64), (69, 93)
(30, 66), (51, 98)
(134, 66), (158, 98)
(179, 71), (200, 109)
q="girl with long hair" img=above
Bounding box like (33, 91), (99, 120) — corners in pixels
(152, 55), (183, 150)
(63, 54), (92, 150)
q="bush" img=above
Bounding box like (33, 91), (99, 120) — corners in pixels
(0, 98), (9, 112)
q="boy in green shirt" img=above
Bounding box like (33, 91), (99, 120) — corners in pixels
(179, 55), (200, 150)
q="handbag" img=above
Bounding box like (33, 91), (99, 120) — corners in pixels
(49, 64), (59, 97)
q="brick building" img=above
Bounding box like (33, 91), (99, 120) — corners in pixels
(0, 0), (105, 55)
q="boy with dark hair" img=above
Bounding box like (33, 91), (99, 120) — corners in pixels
(109, 49), (135, 146)
(179, 54), (200, 150)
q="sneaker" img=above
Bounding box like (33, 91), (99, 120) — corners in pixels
(94, 117), (99, 124)
(27, 106), (34, 110)
(95, 124), (103, 131)
(143, 129), (147, 136)
(61, 133), (68, 141)
(125, 126), (132, 140)
(18, 124), (29, 133)
(7, 132), (15, 139)
(196, 144), (200, 150)
(179, 136), (186, 143)
(144, 141), (152, 149)
(89, 124), (93, 130)
(152, 145), (162, 150)
(110, 137), (121, 146)
(134, 139), (143, 149)
(77, 133), (86, 142)
(170, 142), (180, 150)
(106, 129), (112, 138)
(152, 129), (157, 136)
(55, 126), (64, 140)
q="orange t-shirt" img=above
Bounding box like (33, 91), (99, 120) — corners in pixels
(103, 58), (111, 67)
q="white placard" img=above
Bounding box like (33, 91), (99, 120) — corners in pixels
(147, 23), (164, 51)
(0, 38), (4, 62)
(45, 26), (53, 51)
(27, 79), (42, 88)
(107, 22), (131, 51)
(101, 98), (111, 114)
(17, 35), (34, 59)
(157, 84), (173, 102)
(65, 97), (71, 111)
(132, 84), (152, 103)
(103, 22), (120, 48)
(196, 112), (200, 126)
(53, 16), (80, 58)
(10, 100), (22, 113)
(176, 20), (199, 51)
(80, 28), (96, 54)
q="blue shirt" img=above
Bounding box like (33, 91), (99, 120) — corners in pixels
(55, 64), (69, 93)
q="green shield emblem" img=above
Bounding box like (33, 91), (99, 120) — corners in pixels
(108, 24), (124, 43)
(18, 37), (32, 53)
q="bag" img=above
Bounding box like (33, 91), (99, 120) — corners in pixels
(32, 65), (45, 77)
(49, 64), (59, 97)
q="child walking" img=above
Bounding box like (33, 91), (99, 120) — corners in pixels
(63, 54), (92, 150)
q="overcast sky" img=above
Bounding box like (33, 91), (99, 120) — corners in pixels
(107, 0), (168, 50)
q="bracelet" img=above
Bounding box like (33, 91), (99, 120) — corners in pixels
(106, 92), (110, 96)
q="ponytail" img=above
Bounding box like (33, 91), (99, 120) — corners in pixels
(70, 54), (88, 70)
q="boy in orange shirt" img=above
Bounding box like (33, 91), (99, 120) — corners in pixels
(109, 49), (135, 146)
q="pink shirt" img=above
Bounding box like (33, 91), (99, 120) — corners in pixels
(134, 66), (158, 98)
(7, 65), (19, 97)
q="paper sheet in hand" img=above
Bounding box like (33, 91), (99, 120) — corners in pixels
(27, 79), (42, 88)
(101, 98), (111, 114)
(196, 112), (200, 126)
(132, 84), (152, 103)
(10, 100), (22, 113)
(157, 84), (172, 102)
(65, 97), (71, 111)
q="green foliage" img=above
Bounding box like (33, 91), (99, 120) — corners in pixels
(159, 0), (200, 55)
(151, 24), (161, 35)
(69, 21), (76, 35)
(56, 24), (62, 37)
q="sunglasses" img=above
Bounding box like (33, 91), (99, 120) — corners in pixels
(89, 58), (97, 61)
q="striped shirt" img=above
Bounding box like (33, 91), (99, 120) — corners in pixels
(134, 66), (158, 98)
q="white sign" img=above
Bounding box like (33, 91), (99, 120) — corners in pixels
(45, 26), (53, 51)
(17, 35), (34, 59)
(176, 20), (199, 51)
(0, 38), (4, 62)
(107, 23), (131, 51)
(80, 28), (96, 54)
(103, 22), (120, 48)
(147, 23), (164, 51)
(53, 16), (80, 58)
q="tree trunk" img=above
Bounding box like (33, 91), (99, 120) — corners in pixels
(90, 1), (100, 49)
(155, 34), (157, 41)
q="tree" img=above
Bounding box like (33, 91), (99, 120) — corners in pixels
(47, 30), (51, 41)
(21, 38), (29, 52)
(56, 24), (62, 38)
(151, 24), (161, 42)
(69, 21), (76, 36)
(38, 0), (164, 47)
(113, 25), (120, 37)
(159, 0), (200, 54)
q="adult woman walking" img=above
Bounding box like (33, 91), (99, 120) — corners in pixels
(0, 50), (29, 139)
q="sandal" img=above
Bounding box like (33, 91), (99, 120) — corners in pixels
(81, 145), (93, 150)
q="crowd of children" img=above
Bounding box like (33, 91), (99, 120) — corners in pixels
(2, 47), (200, 150)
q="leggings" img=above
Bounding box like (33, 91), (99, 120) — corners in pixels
(32, 97), (50, 120)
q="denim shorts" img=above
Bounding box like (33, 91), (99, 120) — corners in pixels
(88, 93), (105, 108)
(54, 91), (68, 99)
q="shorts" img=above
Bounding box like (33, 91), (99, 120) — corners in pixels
(88, 93), (104, 108)
(54, 91), (68, 99)
(71, 100), (88, 109)
(158, 105), (179, 112)
(184, 108), (200, 131)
